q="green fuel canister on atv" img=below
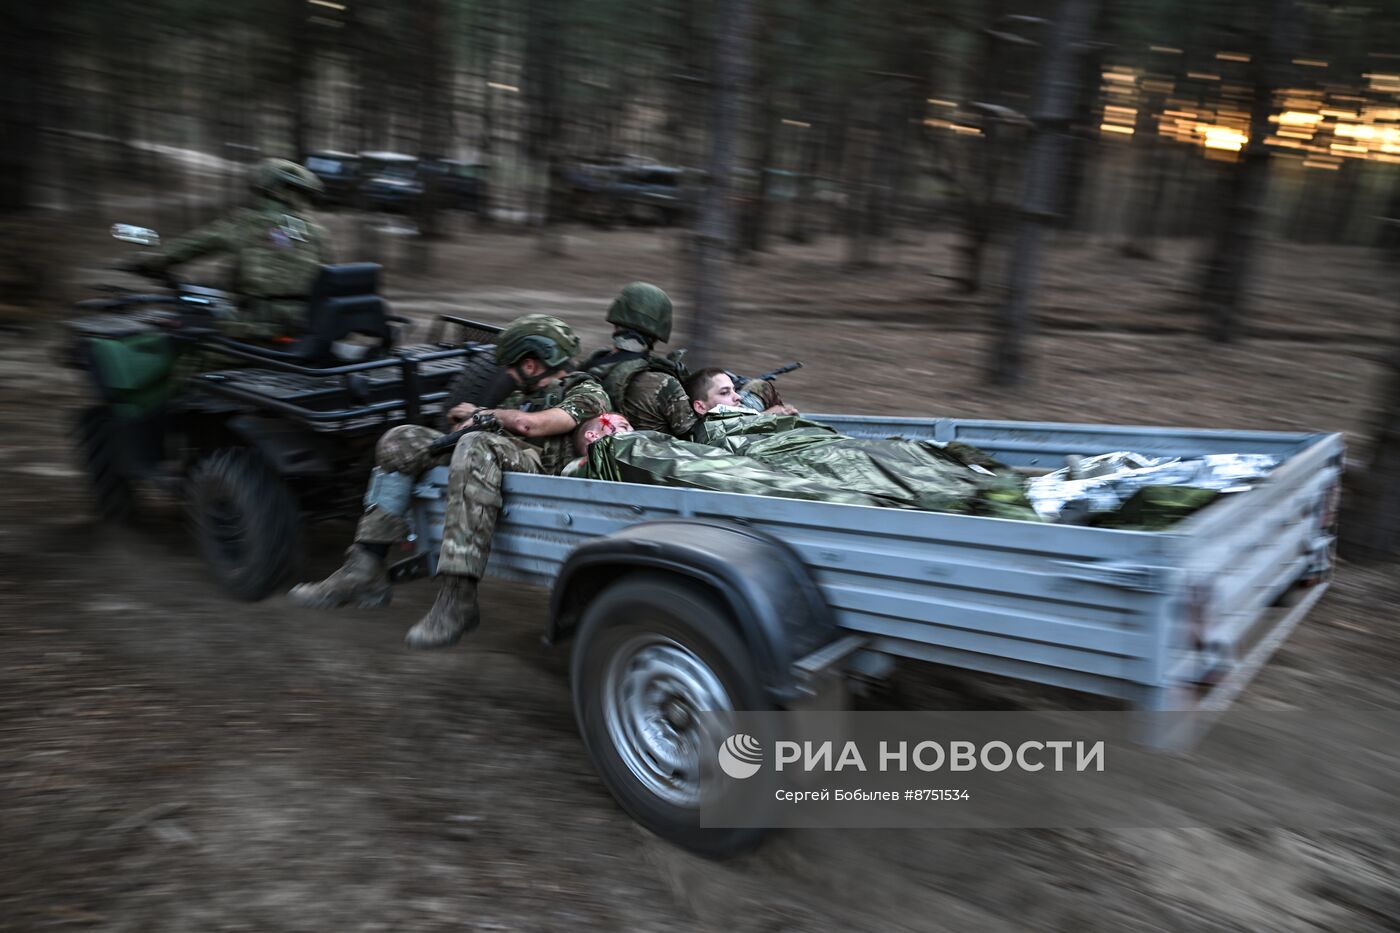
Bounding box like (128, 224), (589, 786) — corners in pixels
(80, 328), (181, 415)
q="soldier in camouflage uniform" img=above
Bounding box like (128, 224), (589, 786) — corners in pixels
(581, 282), (696, 437)
(288, 314), (610, 650)
(133, 158), (331, 343)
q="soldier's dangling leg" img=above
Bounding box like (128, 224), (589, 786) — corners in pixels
(353, 424), (444, 544)
(405, 432), (543, 649)
(289, 424), (445, 609)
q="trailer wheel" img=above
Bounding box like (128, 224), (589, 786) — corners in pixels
(75, 406), (134, 521)
(187, 448), (300, 601)
(443, 353), (513, 415)
(571, 573), (771, 858)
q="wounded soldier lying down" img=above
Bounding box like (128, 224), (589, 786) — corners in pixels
(562, 408), (1283, 528)
(563, 412), (1037, 519)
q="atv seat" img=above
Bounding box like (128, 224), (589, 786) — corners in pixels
(285, 263), (392, 364)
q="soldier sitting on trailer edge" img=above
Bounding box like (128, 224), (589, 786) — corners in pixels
(287, 314), (610, 649)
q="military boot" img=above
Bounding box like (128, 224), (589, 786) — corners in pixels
(403, 575), (480, 649)
(287, 546), (391, 609)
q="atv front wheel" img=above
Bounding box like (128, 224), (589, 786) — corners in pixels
(75, 406), (135, 521)
(187, 448), (300, 601)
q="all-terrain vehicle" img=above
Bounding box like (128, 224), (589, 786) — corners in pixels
(65, 225), (510, 600)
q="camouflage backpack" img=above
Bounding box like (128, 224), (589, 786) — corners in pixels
(584, 348), (689, 412)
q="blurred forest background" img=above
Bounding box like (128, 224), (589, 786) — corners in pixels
(1, 0), (1399, 554)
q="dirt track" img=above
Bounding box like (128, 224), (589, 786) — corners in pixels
(2, 225), (1398, 931)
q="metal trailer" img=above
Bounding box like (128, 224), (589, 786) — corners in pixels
(403, 416), (1343, 855)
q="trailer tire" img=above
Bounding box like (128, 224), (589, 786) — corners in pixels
(571, 572), (771, 858)
(187, 448), (300, 601)
(75, 406), (134, 522)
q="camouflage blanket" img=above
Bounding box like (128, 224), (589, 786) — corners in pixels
(585, 411), (1039, 520)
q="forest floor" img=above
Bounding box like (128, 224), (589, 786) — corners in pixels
(1, 216), (1398, 932)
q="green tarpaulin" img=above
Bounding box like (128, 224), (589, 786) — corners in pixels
(578, 412), (1270, 528)
(587, 412), (1041, 520)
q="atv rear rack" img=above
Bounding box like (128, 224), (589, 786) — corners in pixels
(192, 315), (502, 432)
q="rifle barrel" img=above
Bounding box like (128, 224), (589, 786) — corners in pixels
(757, 361), (803, 381)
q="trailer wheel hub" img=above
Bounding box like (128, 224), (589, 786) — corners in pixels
(604, 634), (733, 807)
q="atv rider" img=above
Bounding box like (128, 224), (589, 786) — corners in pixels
(288, 314), (611, 650)
(131, 158), (332, 342)
(581, 282), (695, 437)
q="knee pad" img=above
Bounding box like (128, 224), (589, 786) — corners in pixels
(363, 468), (415, 517)
(375, 425), (422, 473)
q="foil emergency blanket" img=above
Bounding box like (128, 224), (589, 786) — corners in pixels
(1024, 451), (1280, 522)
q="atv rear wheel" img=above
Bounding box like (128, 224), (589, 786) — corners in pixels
(187, 448), (300, 601)
(443, 351), (514, 417)
(75, 406), (135, 521)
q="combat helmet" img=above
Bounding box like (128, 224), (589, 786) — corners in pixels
(606, 282), (673, 344)
(252, 158), (324, 202)
(495, 314), (580, 370)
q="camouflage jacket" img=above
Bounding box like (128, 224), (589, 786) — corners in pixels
(583, 346), (694, 437)
(498, 371), (611, 475)
(148, 198), (331, 340)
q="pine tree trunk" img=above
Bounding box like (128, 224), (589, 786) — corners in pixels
(475, 0), (498, 227)
(843, 124), (876, 268)
(783, 0), (824, 245)
(957, 0), (1008, 294)
(988, 0), (1100, 387)
(1197, 0), (1296, 344)
(287, 2), (312, 161)
(1374, 169), (1400, 251)
(1342, 346), (1400, 559)
(1057, 2), (1114, 232)
(745, 84), (777, 254)
(688, 0), (752, 366)
(1122, 73), (1169, 259)
(348, 9), (380, 262)
(104, 2), (143, 181)
(0, 0), (55, 213)
(408, 0), (449, 274)
(526, 0), (564, 255)
(787, 118), (821, 244)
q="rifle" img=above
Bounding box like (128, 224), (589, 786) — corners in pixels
(427, 412), (500, 456)
(754, 361), (802, 382)
(731, 361), (802, 412)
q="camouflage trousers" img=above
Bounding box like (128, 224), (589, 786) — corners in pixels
(353, 424), (543, 579)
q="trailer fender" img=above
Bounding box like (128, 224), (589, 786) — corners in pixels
(548, 519), (837, 705)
